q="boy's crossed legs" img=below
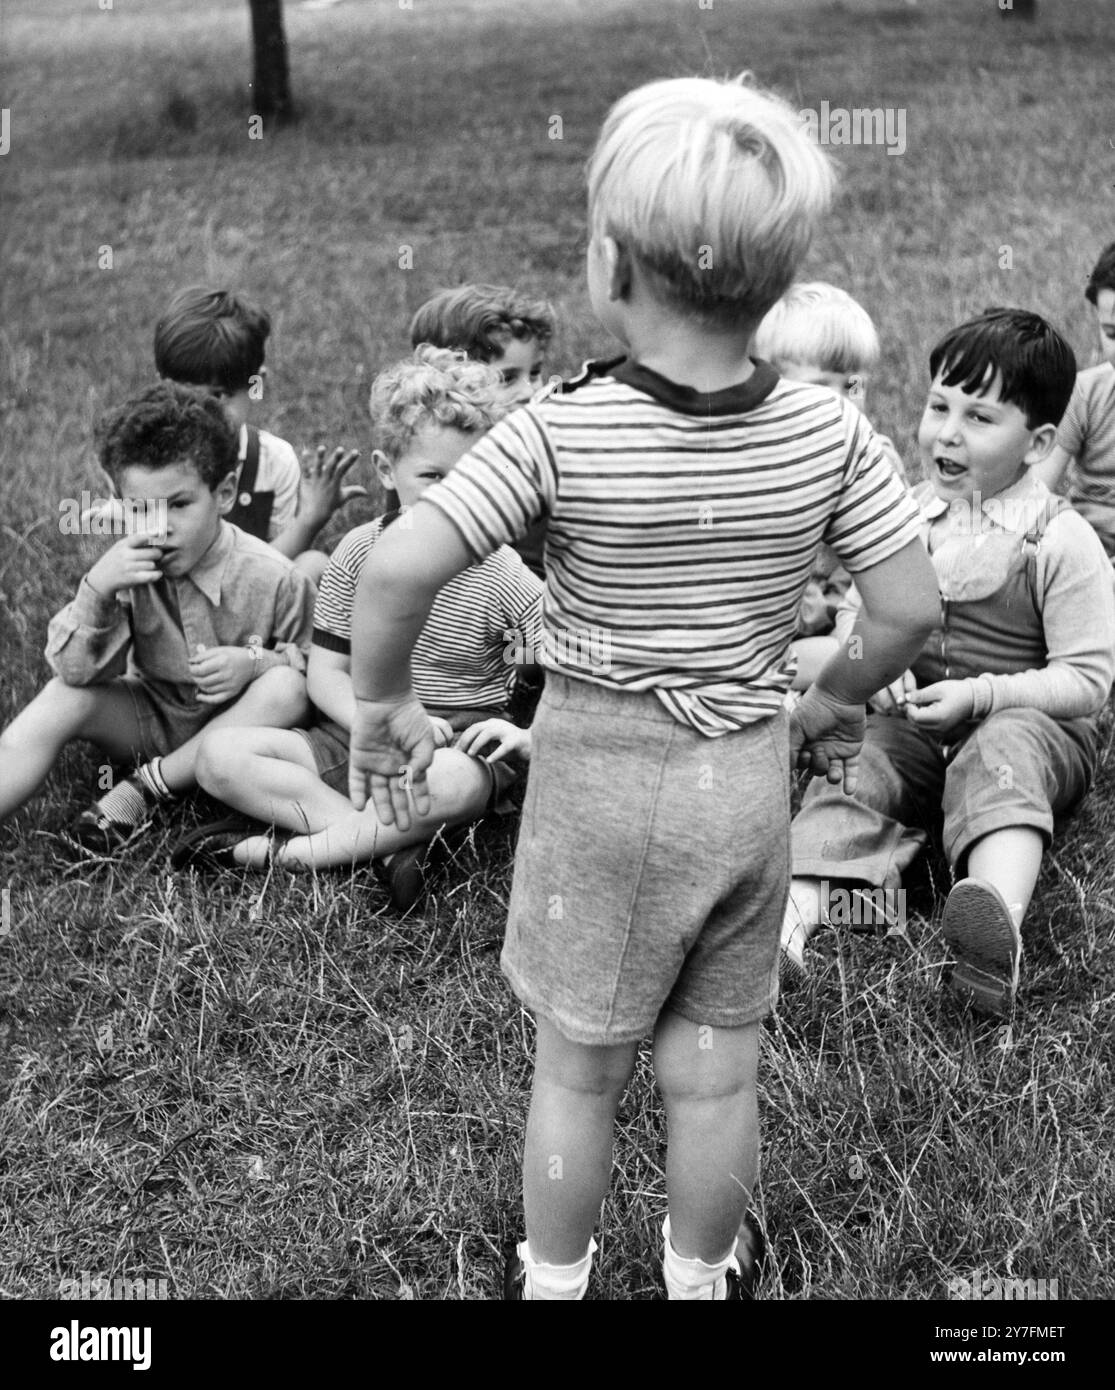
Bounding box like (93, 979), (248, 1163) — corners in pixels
(193, 724), (493, 867)
(0, 666), (307, 829)
(520, 1011), (760, 1300)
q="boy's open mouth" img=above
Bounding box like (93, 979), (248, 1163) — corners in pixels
(934, 456), (967, 478)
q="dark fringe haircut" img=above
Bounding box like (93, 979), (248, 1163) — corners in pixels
(928, 307), (1076, 429)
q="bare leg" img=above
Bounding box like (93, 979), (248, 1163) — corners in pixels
(965, 827), (1043, 927)
(654, 1011), (759, 1263)
(194, 723), (345, 830)
(522, 1017), (638, 1265)
(160, 666), (308, 794)
(238, 748), (492, 868)
(0, 679), (145, 823)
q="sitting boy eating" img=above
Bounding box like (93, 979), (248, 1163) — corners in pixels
(0, 383), (314, 843)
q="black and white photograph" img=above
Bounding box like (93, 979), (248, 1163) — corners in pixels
(0, 0), (1109, 1348)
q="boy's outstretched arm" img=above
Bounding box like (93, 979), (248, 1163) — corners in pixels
(347, 501), (477, 827)
(791, 538), (938, 791)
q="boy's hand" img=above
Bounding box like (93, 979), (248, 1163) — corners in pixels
(189, 645), (254, 705)
(905, 680), (974, 734)
(869, 669), (917, 717)
(348, 694), (436, 831)
(427, 716), (455, 748)
(454, 717), (531, 764)
(300, 446), (365, 527)
(85, 532), (165, 599)
(789, 685), (867, 794)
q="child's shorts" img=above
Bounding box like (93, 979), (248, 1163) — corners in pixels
(501, 672), (791, 1045)
(296, 718), (351, 794)
(120, 677), (218, 760)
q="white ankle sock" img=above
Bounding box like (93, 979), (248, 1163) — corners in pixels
(91, 777), (151, 828)
(136, 757), (173, 800)
(517, 1237), (597, 1301)
(662, 1216), (739, 1300)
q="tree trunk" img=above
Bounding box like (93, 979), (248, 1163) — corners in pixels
(249, 0), (294, 123)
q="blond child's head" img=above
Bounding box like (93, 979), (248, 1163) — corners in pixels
(368, 346), (507, 509)
(586, 76), (836, 330)
(753, 281), (881, 404)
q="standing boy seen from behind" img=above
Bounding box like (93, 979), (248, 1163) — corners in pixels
(347, 76), (939, 1300)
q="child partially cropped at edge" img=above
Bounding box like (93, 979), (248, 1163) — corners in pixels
(1035, 240), (1115, 559)
(344, 76), (938, 1300)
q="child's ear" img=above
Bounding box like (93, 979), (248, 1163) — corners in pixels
(214, 470), (239, 515)
(602, 236), (633, 302)
(371, 448), (395, 490)
(1024, 423), (1059, 466)
(846, 375), (866, 404)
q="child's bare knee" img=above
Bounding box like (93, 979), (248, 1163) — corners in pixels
(654, 1016), (759, 1101)
(195, 729), (242, 795)
(250, 665), (308, 719)
(428, 749), (492, 819)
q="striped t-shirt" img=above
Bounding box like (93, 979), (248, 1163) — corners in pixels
(421, 357), (923, 736)
(313, 512), (543, 711)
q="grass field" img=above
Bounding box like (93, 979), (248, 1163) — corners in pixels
(1, 0), (1114, 1302)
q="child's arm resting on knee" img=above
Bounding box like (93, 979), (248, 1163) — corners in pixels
(791, 538), (938, 791)
(348, 502), (477, 826)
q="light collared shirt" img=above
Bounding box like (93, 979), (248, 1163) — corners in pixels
(836, 472), (1115, 718)
(46, 521), (315, 712)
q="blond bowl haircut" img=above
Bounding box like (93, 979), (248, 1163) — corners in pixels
(753, 282), (881, 376)
(368, 345), (508, 462)
(587, 76), (837, 323)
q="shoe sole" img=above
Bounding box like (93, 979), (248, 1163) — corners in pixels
(942, 879), (1021, 1018)
(169, 817), (259, 872)
(729, 1212), (767, 1300)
